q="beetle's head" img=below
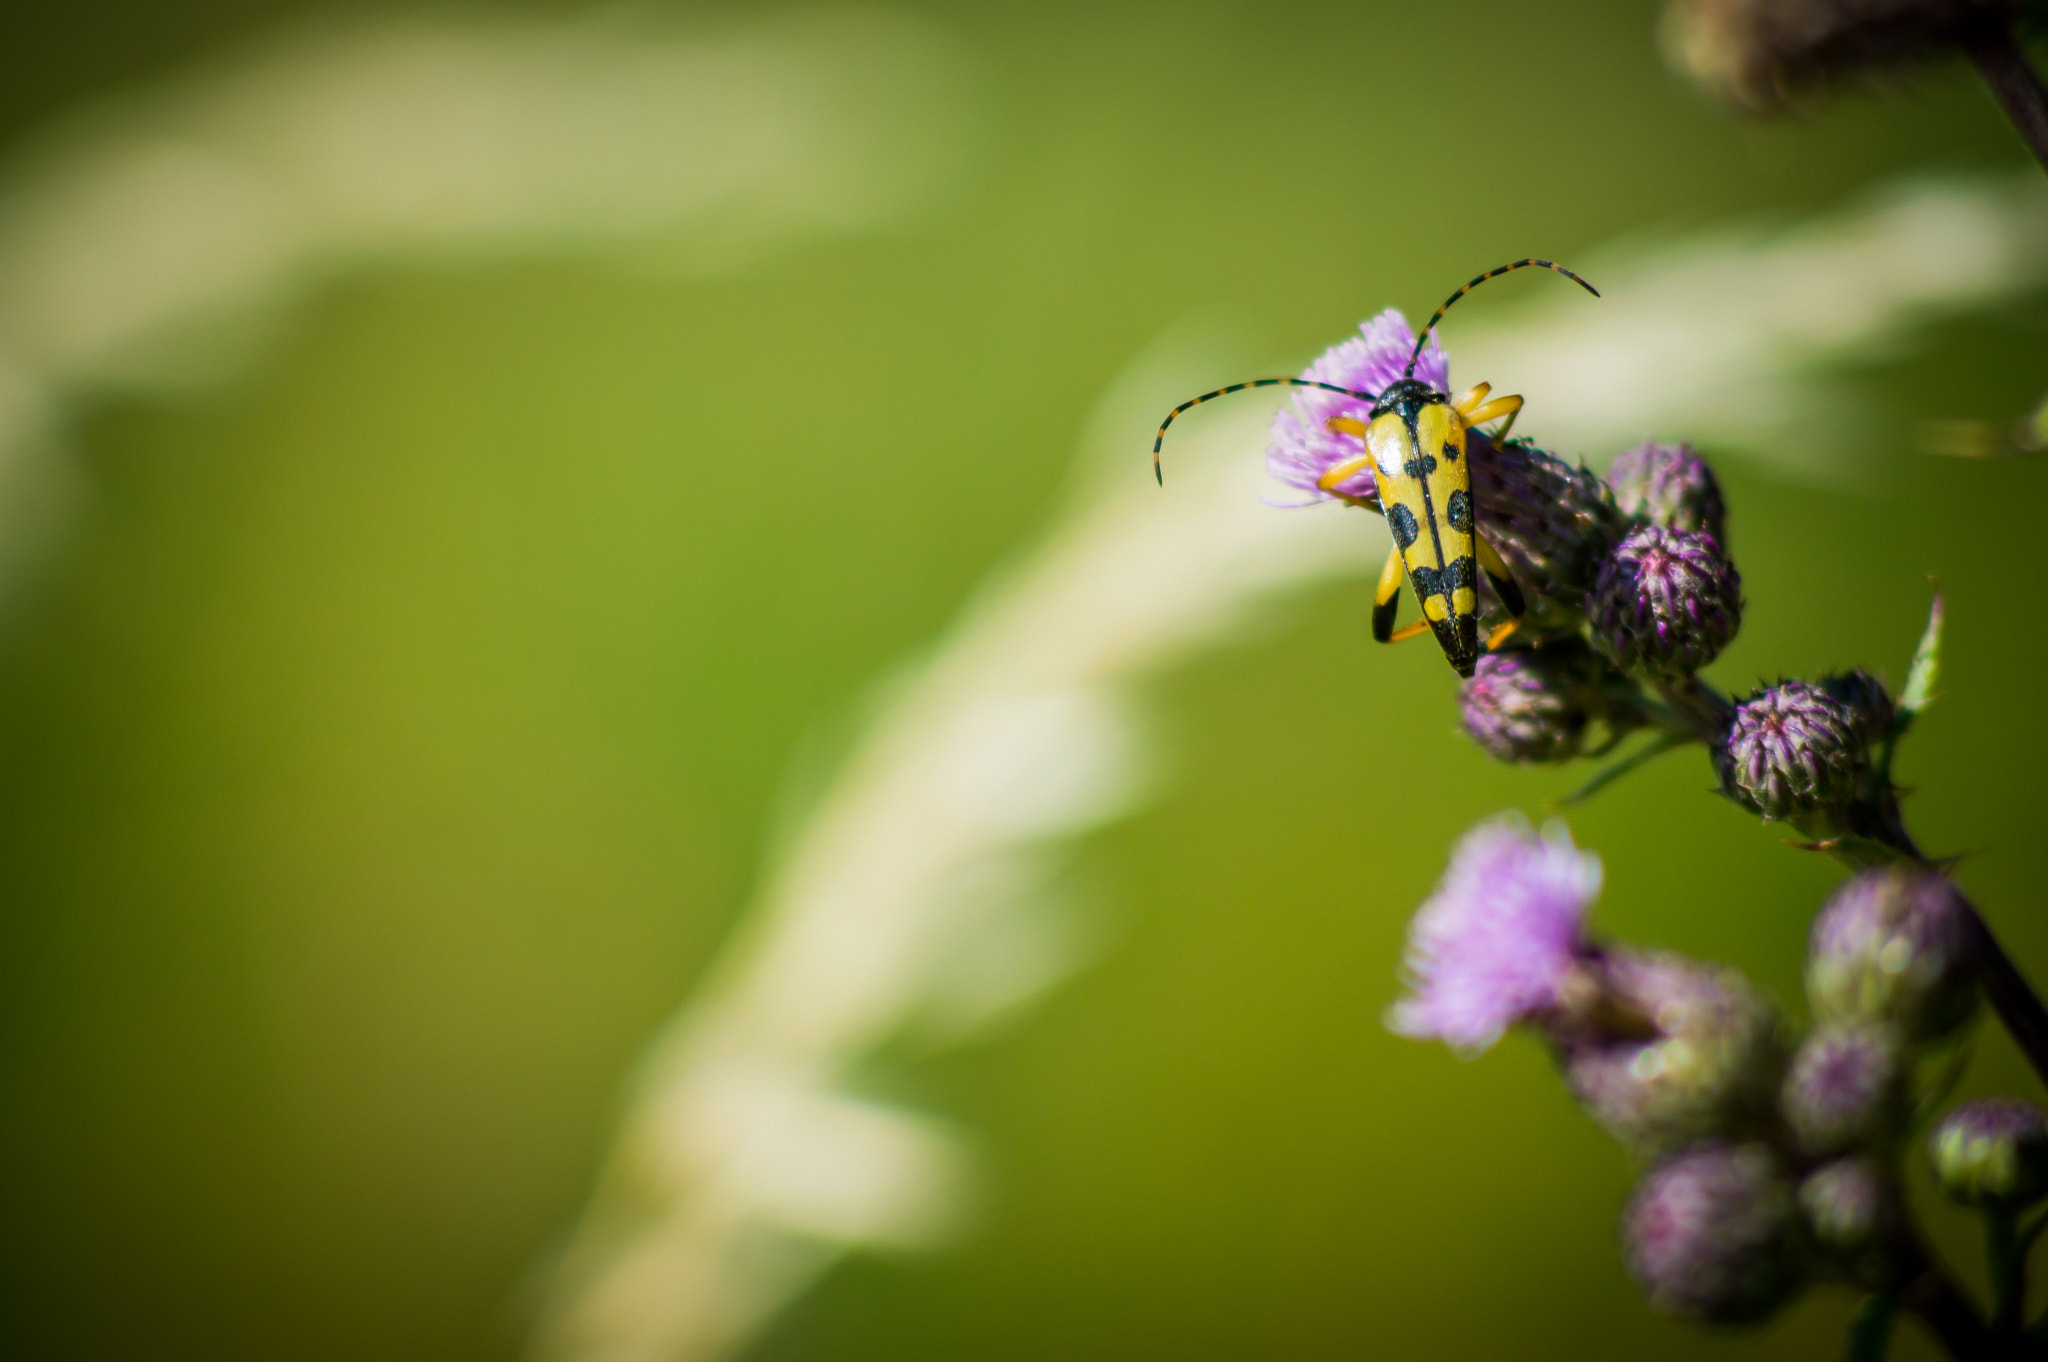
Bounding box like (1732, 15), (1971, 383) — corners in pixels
(1371, 377), (1443, 420)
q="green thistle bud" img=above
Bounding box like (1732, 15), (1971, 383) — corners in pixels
(1807, 867), (1979, 1043)
(1928, 1099), (2048, 1209)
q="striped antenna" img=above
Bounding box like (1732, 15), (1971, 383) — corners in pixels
(1403, 259), (1600, 379)
(1153, 377), (1377, 484)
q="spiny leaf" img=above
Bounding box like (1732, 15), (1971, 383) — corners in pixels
(1549, 732), (1689, 809)
(1898, 590), (1943, 722)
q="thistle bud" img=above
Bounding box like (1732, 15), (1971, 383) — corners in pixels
(1799, 1158), (1902, 1293)
(1928, 1099), (2048, 1209)
(1608, 441), (1728, 544)
(1807, 867), (1979, 1042)
(1715, 682), (1864, 826)
(1780, 1023), (1905, 1156)
(1587, 525), (1743, 675)
(1818, 668), (1896, 748)
(1623, 1142), (1806, 1325)
(1459, 639), (1609, 764)
(1467, 431), (1628, 635)
(1564, 950), (1786, 1159)
(1661, 0), (2021, 112)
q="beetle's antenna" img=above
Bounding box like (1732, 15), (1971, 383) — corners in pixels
(1403, 259), (1599, 380)
(1153, 378), (1376, 485)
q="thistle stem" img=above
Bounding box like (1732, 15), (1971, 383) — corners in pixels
(1962, 22), (2048, 175)
(1973, 909), (2048, 1097)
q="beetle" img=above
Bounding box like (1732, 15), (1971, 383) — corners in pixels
(1151, 259), (1598, 678)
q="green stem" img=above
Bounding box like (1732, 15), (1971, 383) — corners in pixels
(1990, 1209), (2026, 1339)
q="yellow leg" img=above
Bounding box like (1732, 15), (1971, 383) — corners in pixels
(1388, 620), (1434, 644)
(1485, 618), (1521, 651)
(1463, 394), (1522, 427)
(1317, 452), (1376, 491)
(1452, 382), (1492, 417)
(1370, 544), (1404, 643)
(1324, 416), (1368, 438)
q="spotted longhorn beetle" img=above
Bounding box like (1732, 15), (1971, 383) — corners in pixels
(1152, 259), (1599, 678)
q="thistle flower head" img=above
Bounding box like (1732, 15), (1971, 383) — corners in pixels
(1716, 681), (1864, 825)
(1623, 1142), (1807, 1325)
(1563, 949), (1787, 1158)
(1928, 1098), (2048, 1208)
(1459, 639), (1610, 764)
(1781, 1023), (1905, 1156)
(1608, 440), (1728, 543)
(1819, 667), (1896, 748)
(1662, 0), (2021, 112)
(1388, 817), (1601, 1055)
(1587, 524), (1743, 675)
(1267, 310), (1447, 503)
(1469, 431), (1627, 634)
(1798, 1157), (1899, 1259)
(1807, 866), (1979, 1042)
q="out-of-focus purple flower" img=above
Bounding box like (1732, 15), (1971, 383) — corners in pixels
(1798, 1156), (1899, 1262)
(1819, 667), (1896, 748)
(1388, 817), (1601, 1055)
(1459, 639), (1609, 764)
(1623, 1142), (1807, 1325)
(1267, 309), (1447, 503)
(1564, 949), (1786, 1158)
(1781, 1023), (1904, 1156)
(1808, 866), (1980, 1042)
(1715, 681), (1863, 825)
(1608, 441), (1728, 543)
(1928, 1098), (2048, 1207)
(1587, 524), (1743, 675)
(1663, 0), (2021, 112)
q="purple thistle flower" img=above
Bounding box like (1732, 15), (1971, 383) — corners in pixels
(1622, 1142), (1807, 1325)
(1267, 309), (1447, 503)
(1780, 1023), (1904, 1156)
(1459, 639), (1608, 765)
(1563, 949), (1786, 1158)
(1807, 866), (1979, 1042)
(1609, 440), (1729, 544)
(1587, 524), (1743, 675)
(1928, 1098), (2048, 1208)
(1388, 816), (1601, 1055)
(1715, 681), (1863, 825)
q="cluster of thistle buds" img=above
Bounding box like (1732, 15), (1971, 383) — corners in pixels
(1266, 311), (2048, 1358)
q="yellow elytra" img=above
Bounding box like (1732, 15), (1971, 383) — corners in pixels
(1152, 259), (1599, 678)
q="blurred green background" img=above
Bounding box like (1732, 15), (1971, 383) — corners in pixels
(0, 2), (2043, 1360)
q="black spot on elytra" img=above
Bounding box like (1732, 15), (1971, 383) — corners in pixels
(1387, 503), (1419, 549)
(1409, 556), (1476, 602)
(1402, 452), (1437, 478)
(1446, 489), (1472, 533)
(1441, 440), (1459, 462)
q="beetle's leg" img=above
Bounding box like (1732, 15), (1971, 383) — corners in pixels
(1452, 382), (1492, 415)
(1370, 543), (1406, 642)
(1474, 531), (1527, 619)
(1389, 620), (1435, 644)
(1324, 416), (1368, 438)
(1485, 619), (1521, 651)
(1317, 451), (1376, 491)
(1462, 393), (1522, 429)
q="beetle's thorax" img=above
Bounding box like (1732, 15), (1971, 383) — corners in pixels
(1370, 377), (1448, 423)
